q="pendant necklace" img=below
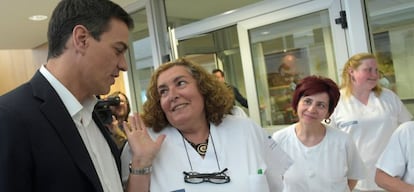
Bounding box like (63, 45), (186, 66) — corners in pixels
(184, 136), (208, 156)
(178, 129), (209, 156)
(180, 130), (222, 171)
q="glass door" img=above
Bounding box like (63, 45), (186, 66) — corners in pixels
(175, 26), (249, 112)
(127, 8), (154, 113)
(364, 0), (414, 114)
(238, 0), (349, 131)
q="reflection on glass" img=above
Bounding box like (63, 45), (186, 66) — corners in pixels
(128, 9), (154, 112)
(176, 26), (248, 111)
(248, 10), (337, 126)
(365, 0), (414, 111)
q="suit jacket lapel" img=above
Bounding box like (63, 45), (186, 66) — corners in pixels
(30, 71), (104, 192)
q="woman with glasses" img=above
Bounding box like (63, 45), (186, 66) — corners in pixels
(330, 53), (412, 192)
(272, 76), (365, 192)
(121, 58), (291, 192)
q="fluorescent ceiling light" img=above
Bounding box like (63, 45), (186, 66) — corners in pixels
(28, 15), (48, 21)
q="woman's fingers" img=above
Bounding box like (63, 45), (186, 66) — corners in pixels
(129, 113), (144, 131)
(155, 134), (166, 149)
(126, 113), (138, 132)
(133, 114), (143, 130)
(125, 113), (149, 136)
(124, 119), (132, 133)
(123, 113), (166, 167)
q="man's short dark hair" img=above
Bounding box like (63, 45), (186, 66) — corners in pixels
(47, 0), (134, 60)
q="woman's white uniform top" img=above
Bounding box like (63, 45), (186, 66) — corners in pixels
(272, 124), (365, 192)
(376, 121), (414, 185)
(121, 115), (290, 192)
(330, 88), (412, 191)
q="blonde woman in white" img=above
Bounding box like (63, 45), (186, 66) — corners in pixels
(330, 53), (412, 191)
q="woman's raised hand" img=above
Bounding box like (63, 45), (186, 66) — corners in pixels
(124, 113), (166, 168)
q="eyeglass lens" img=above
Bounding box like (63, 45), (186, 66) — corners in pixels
(183, 168), (230, 184)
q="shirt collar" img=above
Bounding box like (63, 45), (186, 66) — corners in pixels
(39, 65), (98, 123)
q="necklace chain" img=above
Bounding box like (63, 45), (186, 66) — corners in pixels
(180, 130), (221, 171)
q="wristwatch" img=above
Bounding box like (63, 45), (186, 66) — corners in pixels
(129, 162), (152, 175)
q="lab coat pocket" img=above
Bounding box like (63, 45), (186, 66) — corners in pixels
(248, 174), (270, 192)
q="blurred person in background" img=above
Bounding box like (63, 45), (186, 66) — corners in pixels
(104, 91), (131, 149)
(212, 68), (248, 108)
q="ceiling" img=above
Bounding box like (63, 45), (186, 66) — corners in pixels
(0, 0), (260, 50)
(0, 0), (139, 49)
(4, 0), (409, 50)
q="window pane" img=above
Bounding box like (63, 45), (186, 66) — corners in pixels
(365, 0), (414, 113)
(248, 10), (337, 126)
(176, 26), (248, 111)
(128, 9), (154, 112)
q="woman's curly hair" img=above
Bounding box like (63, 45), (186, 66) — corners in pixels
(141, 58), (235, 132)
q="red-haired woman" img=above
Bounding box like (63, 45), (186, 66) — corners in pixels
(273, 75), (365, 192)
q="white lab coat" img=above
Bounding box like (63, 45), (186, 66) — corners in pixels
(376, 121), (414, 185)
(121, 115), (291, 192)
(330, 88), (412, 191)
(231, 105), (248, 117)
(272, 124), (365, 192)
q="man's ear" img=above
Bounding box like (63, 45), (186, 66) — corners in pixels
(72, 25), (89, 51)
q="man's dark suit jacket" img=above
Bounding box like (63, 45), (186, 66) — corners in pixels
(0, 71), (121, 192)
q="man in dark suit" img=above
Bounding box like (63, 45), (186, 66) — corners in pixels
(0, 0), (141, 191)
(212, 69), (248, 108)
